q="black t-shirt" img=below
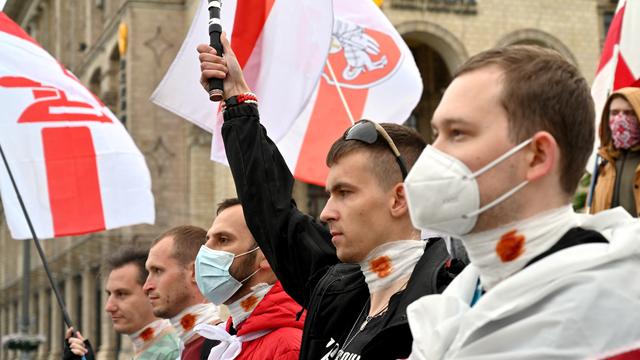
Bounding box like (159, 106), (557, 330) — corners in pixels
(326, 310), (387, 360)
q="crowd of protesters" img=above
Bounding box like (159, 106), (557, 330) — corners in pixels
(63, 34), (640, 360)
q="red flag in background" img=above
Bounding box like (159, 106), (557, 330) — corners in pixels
(0, 12), (154, 239)
(151, 0), (333, 164)
(290, 0), (422, 185)
(592, 0), (640, 130)
(152, 0), (422, 187)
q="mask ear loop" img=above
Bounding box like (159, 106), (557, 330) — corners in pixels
(239, 268), (260, 283)
(463, 181), (529, 219)
(463, 138), (533, 180)
(235, 246), (261, 283)
(234, 246), (259, 258)
(462, 138), (534, 219)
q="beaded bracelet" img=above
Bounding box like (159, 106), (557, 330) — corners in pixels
(223, 92), (258, 111)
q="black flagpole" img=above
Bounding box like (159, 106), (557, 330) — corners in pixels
(207, 0), (224, 102)
(0, 142), (76, 330)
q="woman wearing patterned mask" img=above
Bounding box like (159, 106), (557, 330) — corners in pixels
(592, 87), (640, 217)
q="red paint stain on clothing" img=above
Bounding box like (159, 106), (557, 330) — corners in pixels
(240, 295), (259, 312)
(370, 256), (393, 278)
(180, 313), (197, 331)
(496, 230), (525, 262)
(140, 327), (154, 342)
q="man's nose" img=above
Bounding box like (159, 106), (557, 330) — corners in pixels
(142, 277), (153, 294)
(319, 198), (338, 223)
(104, 297), (116, 313)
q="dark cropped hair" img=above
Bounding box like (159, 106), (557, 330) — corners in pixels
(104, 246), (149, 285)
(152, 225), (207, 266)
(326, 123), (426, 189)
(216, 197), (241, 215)
(454, 45), (594, 195)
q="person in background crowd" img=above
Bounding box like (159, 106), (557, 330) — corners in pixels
(193, 197), (304, 359)
(144, 225), (221, 360)
(64, 246), (180, 360)
(197, 33), (463, 360)
(403, 45), (640, 359)
(591, 87), (640, 217)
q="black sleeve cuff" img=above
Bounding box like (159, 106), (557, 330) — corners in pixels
(223, 102), (259, 123)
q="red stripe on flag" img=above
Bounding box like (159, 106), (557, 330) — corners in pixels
(0, 12), (41, 47)
(605, 347), (640, 359)
(613, 55), (639, 90)
(294, 77), (368, 186)
(42, 127), (105, 237)
(597, 3), (626, 73)
(231, 0), (275, 68)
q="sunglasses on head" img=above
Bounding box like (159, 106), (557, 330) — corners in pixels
(344, 120), (408, 179)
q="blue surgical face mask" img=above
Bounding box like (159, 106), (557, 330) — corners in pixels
(195, 245), (259, 305)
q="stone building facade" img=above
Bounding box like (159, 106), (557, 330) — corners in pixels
(0, 0), (615, 359)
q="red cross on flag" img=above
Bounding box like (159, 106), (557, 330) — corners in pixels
(592, 0), (640, 128)
(0, 12), (155, 239)
(151, 0), (422, 186)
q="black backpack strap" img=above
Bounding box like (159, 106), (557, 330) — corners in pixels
(200, 339), (221, 360)
(422, 237), (469, 294)
(525, 227), (608, 268)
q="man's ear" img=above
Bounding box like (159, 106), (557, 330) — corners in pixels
(525, 131), (558, 182)
(390, 183), (409, 218)
(257, 250), (271, 271)
(188, 261), (197, 284)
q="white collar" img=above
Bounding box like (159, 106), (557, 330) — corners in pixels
(460, 205), (578, 291)
(169, 303), (220, 344)
(227, 283), (273, 329)
(128, 319), (172, 354)
(358, 240), (426, 294)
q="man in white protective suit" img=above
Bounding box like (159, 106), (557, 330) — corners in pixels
(403, 44), (640, 359)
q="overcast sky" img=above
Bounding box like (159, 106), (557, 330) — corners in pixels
(0, 0), (6, 12)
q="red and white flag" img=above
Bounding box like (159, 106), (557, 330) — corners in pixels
(591, 0), (640, 144)
(151, 0), (333, 162)
(152, 0), (422, 186)
(0, 12), (154, 239)
(287, 0), (422, 185)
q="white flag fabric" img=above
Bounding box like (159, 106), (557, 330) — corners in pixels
(589, 0), (640, 170)
(152, 0), (422, 186)
(0, 12), (154, 239)
(408, 208), (640, 360)
(150, 0), (334, 163)
(286, 0), (423, 185)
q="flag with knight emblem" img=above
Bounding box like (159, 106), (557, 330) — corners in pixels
(152, 0), (422, 186)
(290, 0), (423, 185)
(0, 12), (155, 239)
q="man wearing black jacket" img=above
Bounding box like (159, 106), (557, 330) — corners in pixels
(196, 34), (459, 360)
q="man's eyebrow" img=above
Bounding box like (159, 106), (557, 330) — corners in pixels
(433, 117), (468, 128)
(326, 181), (352, 193)
(211, 230), (233, 238)
(107, 287), (129, 294)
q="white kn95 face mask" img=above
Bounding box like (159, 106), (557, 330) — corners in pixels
(404, 138), (533, 236)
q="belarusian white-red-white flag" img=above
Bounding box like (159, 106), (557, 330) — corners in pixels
(0, 12), (155, 240)
(151, 0), (333, 162)
(286, 0), (422, 185)
(152, 0), (422, 186)
(591, 0), (640, 144)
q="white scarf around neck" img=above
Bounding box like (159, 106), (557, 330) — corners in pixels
(358, 240), (426, 294)
(195, 323), (272, 360)
(128, 319), (172, 354)
(169, 303), (220, 344)
(227, 283), (273, 329)
(461, 205), (578, 291)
